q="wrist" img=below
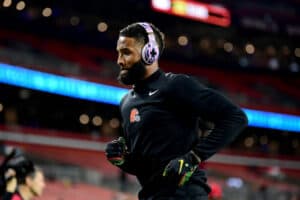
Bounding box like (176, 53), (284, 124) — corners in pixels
(189, 150), (201, 164)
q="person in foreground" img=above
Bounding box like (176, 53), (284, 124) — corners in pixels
(1, 155), (46, 200)
(105, 22), (248, 200)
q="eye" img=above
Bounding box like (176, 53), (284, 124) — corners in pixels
(122, 49), (131, 55)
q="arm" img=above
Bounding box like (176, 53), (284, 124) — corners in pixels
(169, 75), (248, 161)
(106, 93), (143, 175)
(105, 137), (143, 175)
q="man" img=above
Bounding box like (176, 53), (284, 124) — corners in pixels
(105, 22), (248, 200)
(2, 157), (46, 200)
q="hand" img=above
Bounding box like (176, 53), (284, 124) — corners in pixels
(5, 169), (17, 192)
(162, 151), (200, 187)
(105, 137), (127, 166)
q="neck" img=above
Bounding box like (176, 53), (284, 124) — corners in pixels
(143, 62), (159, 79)
(18, 186), (33, 200)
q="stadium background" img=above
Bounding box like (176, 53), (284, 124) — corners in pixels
(0, 0), (299, 199)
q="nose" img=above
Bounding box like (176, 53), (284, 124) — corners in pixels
(117, 54), (125, 67)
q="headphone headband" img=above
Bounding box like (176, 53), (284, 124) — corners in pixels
(138, 23), (155, 41)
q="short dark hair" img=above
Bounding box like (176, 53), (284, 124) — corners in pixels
(19, 166), (42, 185)
(6, 156), (37, 184)
(119, 22), (165, 58)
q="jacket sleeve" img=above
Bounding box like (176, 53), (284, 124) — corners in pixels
(117, 93), (143, 175)
(168, 74), (248, 161)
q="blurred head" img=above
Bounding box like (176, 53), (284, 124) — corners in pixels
(116, 22), (165, 85)
(23, 168), (46, 197)
(7, 157), (46, 198)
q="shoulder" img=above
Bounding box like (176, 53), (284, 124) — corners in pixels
(164, 72), (204, 89)
(165, 72), (188, 80)
(165, 72), (188, 85)
(120, 90), (132, 107)
(165, 72), (197, 82)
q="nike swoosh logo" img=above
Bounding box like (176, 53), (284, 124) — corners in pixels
(149, 89), (159, 96)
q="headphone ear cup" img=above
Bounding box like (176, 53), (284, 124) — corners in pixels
(142, 42), (159, 65)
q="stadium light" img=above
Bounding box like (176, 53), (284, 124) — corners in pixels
(151, 0), (231, 27)
(0, 63), (128, 105)
(0, 63), (300, 133)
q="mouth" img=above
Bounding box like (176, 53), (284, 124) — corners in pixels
(120, 67), (129, 72)
(120, 69), (129, 75)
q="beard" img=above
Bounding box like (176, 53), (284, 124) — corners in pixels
(117, 60), (146, 85)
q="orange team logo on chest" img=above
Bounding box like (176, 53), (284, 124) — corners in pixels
(130, 108), (141, 123)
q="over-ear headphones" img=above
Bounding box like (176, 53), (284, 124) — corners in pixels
(138, 22), (160, 65)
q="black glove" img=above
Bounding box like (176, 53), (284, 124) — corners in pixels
(105, 137), (127, 166)
(162, 151), (201, 187)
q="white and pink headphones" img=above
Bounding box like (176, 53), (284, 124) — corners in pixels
(138, 22), (160, 65)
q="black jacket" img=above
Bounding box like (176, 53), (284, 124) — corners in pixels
(119, 69), (248, 197)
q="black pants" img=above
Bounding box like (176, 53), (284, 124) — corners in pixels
(139, 181), (209, 200)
